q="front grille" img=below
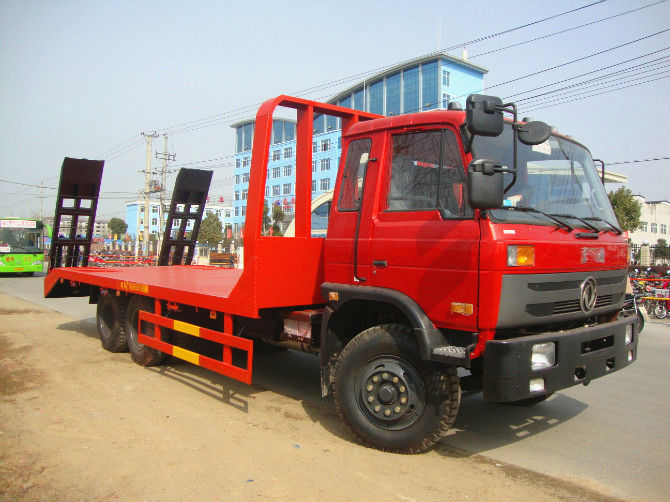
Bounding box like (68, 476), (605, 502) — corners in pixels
(526, 293), (620, 317)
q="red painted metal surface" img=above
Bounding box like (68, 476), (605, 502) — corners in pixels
(138, 310), (253, 384)
(45, 96), (381, 319)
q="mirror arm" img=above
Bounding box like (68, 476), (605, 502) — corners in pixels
(593, 158), (605, 185)
(501, 103), (519, 195)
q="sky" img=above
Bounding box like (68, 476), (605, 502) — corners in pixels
(1, 0), (669, 221)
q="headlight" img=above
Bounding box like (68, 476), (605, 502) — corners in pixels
(31, 260), (42, 266)
(507, 245), (535, 266)
(531, 342), (556, 370)
(624, 324), (634, 345)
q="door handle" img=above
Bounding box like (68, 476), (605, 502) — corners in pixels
(372, 260), (387, 268)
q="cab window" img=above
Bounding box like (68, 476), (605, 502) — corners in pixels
(386, 129), (471, 218)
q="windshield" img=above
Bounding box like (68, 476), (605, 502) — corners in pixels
(472, 125), (618, 231)
(0, 220), (43, 253)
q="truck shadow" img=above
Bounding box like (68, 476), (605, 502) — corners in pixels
(57, 318), (99, 339)
(51, 320), (591, 453)
(436, 392), (588, 456)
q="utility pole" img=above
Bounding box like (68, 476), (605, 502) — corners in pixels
(136, 132), (158, 259)
(155, 134), (175, 253)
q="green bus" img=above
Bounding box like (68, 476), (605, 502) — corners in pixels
(0, 218), (50, 275)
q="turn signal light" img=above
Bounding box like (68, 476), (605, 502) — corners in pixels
(507, 245), (535, 267)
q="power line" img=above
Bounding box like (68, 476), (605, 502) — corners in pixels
(149, 1), (611, 137)
(523, 73), (670, 112)
(607, 157), (670, 166)
(517, 67), (670, 108)
(469, 0), (667, 59)
(455, 29), (670, 99)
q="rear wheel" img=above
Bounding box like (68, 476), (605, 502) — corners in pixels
(126, 295), (166, 366)
(96, 293), (129, 352)
(333, 324), (460, 454)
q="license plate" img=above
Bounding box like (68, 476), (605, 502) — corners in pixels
(15, 267), (24, 271)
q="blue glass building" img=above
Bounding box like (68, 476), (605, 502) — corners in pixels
(231, 52), (487, 233)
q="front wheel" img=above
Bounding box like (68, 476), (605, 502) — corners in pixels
(333, 324), (460, 454)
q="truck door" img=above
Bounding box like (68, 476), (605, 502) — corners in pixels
(325, 136), (377, 284)
(367, 127), (480, 331)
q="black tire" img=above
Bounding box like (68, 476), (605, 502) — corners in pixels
(96, 293), (129, 352)
(333, 324), (460, 454)
(126, 295), (166, 366)
(506, 393), (554, 406)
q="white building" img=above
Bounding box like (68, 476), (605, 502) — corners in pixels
(629, 195), (670, 245)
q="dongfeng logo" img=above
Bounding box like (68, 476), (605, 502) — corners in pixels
(580, 276), (598, 313)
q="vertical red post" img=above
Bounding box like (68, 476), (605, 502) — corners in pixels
(295, 105), (313, 238)
(154, 298), (162, 341)
(223, 313), (233, 365)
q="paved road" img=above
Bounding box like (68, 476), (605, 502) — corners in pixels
(2, 272), (669, 501)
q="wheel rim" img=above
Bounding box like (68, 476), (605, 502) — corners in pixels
(355, 356), (425, 431)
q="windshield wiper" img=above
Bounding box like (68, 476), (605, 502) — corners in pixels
(498, 205), (573, 231)
(550, 213), (600, 233)
(583, 216), (622, 235)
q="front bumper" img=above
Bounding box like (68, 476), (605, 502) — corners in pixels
(482, 316), (638, 402)
(0, 264), (42, 273)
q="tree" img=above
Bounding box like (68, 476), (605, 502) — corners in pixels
(262, 202), (272, 235)
(198, 213), (223, 247)
(108, 217), (127, 238)
(654, 238), (670, 262)
(271, 204), (284, 237)
(607, 187), (642, 233)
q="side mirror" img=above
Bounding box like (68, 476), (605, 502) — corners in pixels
(465, 94), (504, 137)
(468, 160), (504, 210)
(517, 120), (551, 146)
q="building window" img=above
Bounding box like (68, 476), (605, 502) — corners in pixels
(284, 147), (293, 158)
(312, 141), (317, 153)
(661, 224), (667, 234)
(235, 207), (239, 217)
(282, 183), (292, 195)
(151, 218), (157, 225)
(320, 178), (330, 191)
(243, 157), (250, 167)
(242, 189), (248, 200)
(272, 185), (280, 196)
(650, 223), (658, 233)
(442, 69), (450, 86)
(234, 191), (239, 201)
(641, 221), (648, 232)
(321, 139), (330, 152)
(422, 61), (438, 111)
(272, 167), (281, 178)
(152, 206), (159, 213)
(312, 179), (317, 192)
(265, 186), (269, 197)
(403, 66), (420, 114)
(312, 160), (317, 172)
(234, 223), (239, 232)
(242, 206), (246, 216)
(283, 165), (292, 177)
(236, 158), (241, 169)
(321, 158), (330, 171)
(243, 172), (249, 183)
(386, 72), (401, 116)
(272, 150), (281, 161)
(235, 174), (240, 184)
(442, 93), (451, 108)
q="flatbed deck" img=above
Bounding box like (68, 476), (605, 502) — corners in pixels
(46, 265), (246, 313)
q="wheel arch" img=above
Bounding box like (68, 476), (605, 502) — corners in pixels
(319, 283), (448, 396)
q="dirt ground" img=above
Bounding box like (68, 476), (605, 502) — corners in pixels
(0, 292), (631, 502)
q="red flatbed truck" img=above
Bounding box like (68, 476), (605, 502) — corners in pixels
(45, 94), (637, 453)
